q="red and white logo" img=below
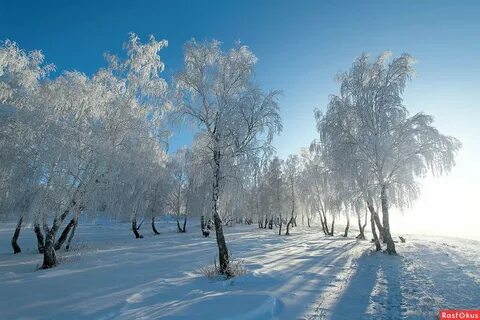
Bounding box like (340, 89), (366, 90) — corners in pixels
(440, 310), (480, 319)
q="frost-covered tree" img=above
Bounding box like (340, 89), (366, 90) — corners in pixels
(265, 157), (284, 235)
(0, 34), (170, 266)
(166, 148), (190, 233)
(244, 152), (271, 228)
(0, 39), (54, 253)
(174, 40), (282, 276)
(283, 155), (300, 235)
(317, 52), (461, 254)
(301, 150), (342, 236)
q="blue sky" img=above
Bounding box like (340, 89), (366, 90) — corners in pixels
(1, 0), (480, 236)
(1, 0), (478, 156)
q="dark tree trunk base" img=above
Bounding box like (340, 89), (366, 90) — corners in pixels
(152, 217), (160, 235)
(329, 217), (335, 236)
(132, 219), (144, 239)
(212, 149), (232, 277)
(381, 185), (397, 255)
(356, 233), (366, 240)
(322, 212), (330, 236)
(367, 201), (382, 251)
(213, 212), (231, 277)
(65, 218), (78, 251)
(41, 234), (57, 269)
(286, 217), (293, 235)
(343, 216), (350, 237)
(12, 217), (23, 254)
(34, 222), (45, 254)
(374, 211), (384, 242)
(55, 218), (76, 251)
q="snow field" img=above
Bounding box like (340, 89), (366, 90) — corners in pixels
(0, 222), (478, 319)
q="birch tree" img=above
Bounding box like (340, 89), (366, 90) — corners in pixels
(175, 40), (282, 276)
(318, 52), (461, 254)
(284, 155), (300, 235)
(0, 34), (169, 266)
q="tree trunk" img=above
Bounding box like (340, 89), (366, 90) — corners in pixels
(11, 216), (23, 254)
(201, 215), (210, 237)
(356, 211), (365, 240)
(323, 211), (330, 235)
(65, 217), (78, 251)
(42, 231), (57, 269)
(286, 217), (293, 235)
(34, 222), (45, 253)
(151, 217), (160, 235)
(183, 215), (187, 232)
(381, 184), (396, 255)
(132, 216), (143, 239)
(278, 216), (283, 235)
(54, 218), (76, 251)
(363, 210), (368, 230)
(212, 149), (231, 277)
(343, 215), (350, 237)
(329, 216), (335, 236)
(264, 216), (268, 229)
(41, 205), (73, 268)
(362, 209), (368, 237)
(177, 216), (187, 233)
(374, 211), (384, 241)
(367, 200), (384, 236)
(319, 213), (326, 234)
(370, 207), (382, 251)
(307, 216), (311, 228)
(286, 195), (295, 235)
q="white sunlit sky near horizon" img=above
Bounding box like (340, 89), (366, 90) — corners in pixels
(1, 0), (479, 239)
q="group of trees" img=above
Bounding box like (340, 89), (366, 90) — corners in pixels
(314, 52), (461, 254)
(1, 35), (460, 276)
(241, 150), (368, 240)
(0, 34), (174, 267)
(0, 36), (283, 275)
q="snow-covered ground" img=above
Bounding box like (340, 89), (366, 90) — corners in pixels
(0, 222), (478, 319)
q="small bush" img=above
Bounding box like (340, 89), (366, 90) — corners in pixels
(199, 262), (220, 278)
(200, 257), (247, 279)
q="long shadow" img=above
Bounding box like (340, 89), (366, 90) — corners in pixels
(330, 239), (480, 320)
(328, 251), (382, 320)
(330, 249), (428, 320)
(261, 240), (363, 318)
(376, 254), (404, 319)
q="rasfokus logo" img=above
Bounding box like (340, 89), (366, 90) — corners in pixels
(440, 310), (480, 319)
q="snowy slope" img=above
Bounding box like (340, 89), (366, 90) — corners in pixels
(0, 223), (478, 319)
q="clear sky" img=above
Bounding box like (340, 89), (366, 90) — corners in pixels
(1, 0), (479, 239)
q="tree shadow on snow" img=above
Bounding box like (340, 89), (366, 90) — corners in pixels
(328, 250), (404, 320)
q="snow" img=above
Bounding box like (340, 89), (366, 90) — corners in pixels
(0, 222), (479, 319)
